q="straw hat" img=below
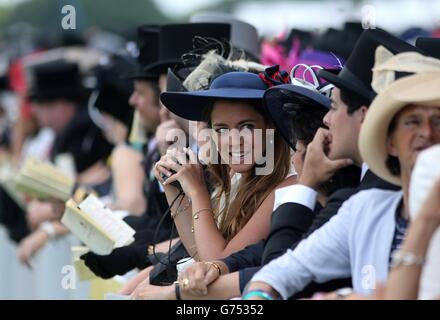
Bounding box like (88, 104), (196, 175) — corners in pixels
(359, 46), (440, 185)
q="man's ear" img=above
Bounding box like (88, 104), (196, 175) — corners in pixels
(358, 106), (369, 124)
(386, 134), (399, 157)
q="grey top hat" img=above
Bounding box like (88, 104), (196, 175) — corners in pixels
(190, 12), (260, 61)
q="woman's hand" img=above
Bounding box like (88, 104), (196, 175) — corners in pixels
(178, 261), (223, 296)
(17, 229), (49, 268)
(154, 147), (206, 198)
(130, 278), (175, 300)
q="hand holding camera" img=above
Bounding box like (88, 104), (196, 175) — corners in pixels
(154, 147), (205, 197)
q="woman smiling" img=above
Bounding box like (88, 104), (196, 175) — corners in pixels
(156, 71), (295, 261)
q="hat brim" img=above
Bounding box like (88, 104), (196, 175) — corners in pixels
(318, 69), (374, 102)
(264, 84), (331, 149)
(359, 72), (440, 186)
(160, 88), (265, 121)
(144, 59), (183, 76)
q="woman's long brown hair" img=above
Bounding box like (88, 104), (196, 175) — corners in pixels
(204, 100), (291, 241)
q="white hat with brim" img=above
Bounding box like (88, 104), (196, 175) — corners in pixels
(359, 72), (440, 186)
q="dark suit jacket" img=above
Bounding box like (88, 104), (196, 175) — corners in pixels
(222, 170), (400, 294)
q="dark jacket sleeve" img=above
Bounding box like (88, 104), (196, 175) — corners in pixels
(221, 241), (265, 273)
(261, 202), (321, 264)
(262, 188), (356, 265)
(239, 267), (262, 293)
(302, 188), (356, 239)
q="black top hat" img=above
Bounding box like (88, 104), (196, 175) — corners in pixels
(415, 37), (440, 59)
(125, 25), (160, 80)
(343, 22), (364, 37)
(318, 28), (425, 103)
(144, 23), (231, 76)
(93, 64), (134, 130)
(137, 25), (160, 66)
(28, 60), (86, 103)
(314, 28), (360, 61)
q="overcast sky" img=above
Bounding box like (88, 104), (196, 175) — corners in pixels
(152, 0), (222, 17)
(0, 0), (24, 5)
(0, 0), (221, 15)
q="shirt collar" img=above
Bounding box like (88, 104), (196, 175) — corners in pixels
(361, 162), (369, 181)
(147, 138), (157, 152)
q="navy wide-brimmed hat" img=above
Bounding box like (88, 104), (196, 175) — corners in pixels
(160, 71), (268, 121)
(264, 82), (331, 150)
(318, 28), (426, 103)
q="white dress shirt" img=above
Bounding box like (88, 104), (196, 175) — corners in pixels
(272, 163), (369, 213)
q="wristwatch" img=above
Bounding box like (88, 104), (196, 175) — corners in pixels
(390, 250), (425, 269)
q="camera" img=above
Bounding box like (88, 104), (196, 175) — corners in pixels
(160, 170), (182, 191)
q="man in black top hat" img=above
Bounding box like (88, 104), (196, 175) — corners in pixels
(128, 26), (162, 138)
(29, 60), (113, 176)
(148, 23), (232, 155)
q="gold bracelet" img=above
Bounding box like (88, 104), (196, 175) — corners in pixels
(205, 261), (222, 276)
(191, 208), (213, 233)
(147, 244), (154, 256)
(192, 208), (213, 220)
